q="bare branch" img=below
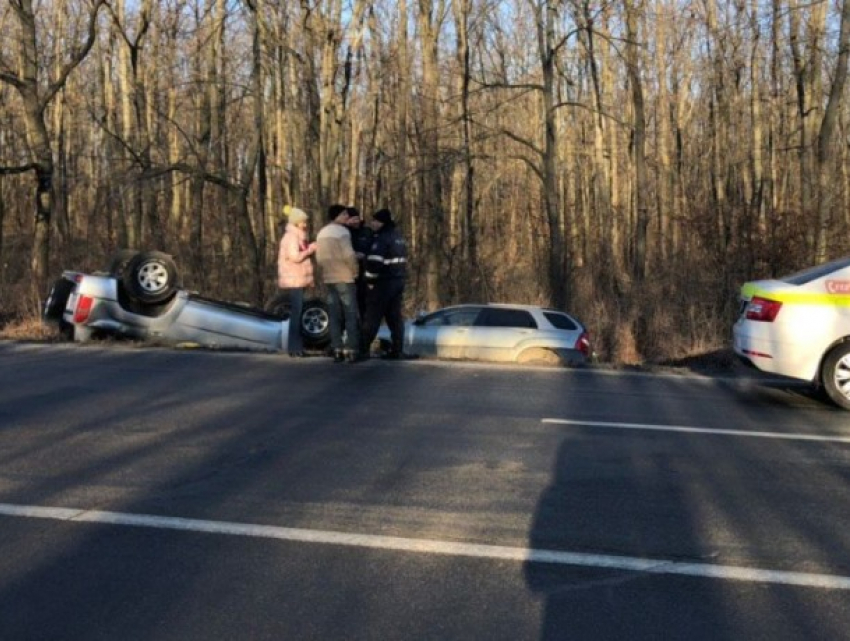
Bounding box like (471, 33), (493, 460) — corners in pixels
(474, 80), (543, 93)
(551, 100), (628, 128)
(42, 0), (106, 109)
(0, 70), (24, 89)
(0, 163), (38, 175)
(137, 164), (242, 193)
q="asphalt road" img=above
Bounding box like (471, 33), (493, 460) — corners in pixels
(1, 342), (850, 640)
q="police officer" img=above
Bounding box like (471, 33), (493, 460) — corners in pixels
(360, 208), (416, 359)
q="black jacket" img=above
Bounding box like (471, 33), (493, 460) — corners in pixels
(348, 225), (374, 257)
(365, 222), (407, 282)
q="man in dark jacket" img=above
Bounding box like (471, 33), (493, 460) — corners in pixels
(360, 208), (416, 359)
(344, 206), (373, 319)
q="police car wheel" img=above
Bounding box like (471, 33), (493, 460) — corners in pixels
(821, 342), (850, 410)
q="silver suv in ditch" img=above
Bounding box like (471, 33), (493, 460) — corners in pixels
(43, 251), (330, 352)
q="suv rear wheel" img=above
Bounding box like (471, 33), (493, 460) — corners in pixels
(266, 294), (330, 349)
(300, 299), (330, 348)
(106, 249), (140, 277)
(44, 278), (75, 322)
(123, 251), (179, 304)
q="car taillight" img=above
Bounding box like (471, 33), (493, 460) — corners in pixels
(745, 296), (782, 322)
(577, 331), (592, 357)
(73, 295), (94, 323)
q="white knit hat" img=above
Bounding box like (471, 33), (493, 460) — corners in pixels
(284, 205), (308, 224)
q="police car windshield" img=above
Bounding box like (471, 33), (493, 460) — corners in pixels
(781, 256), (850, 285)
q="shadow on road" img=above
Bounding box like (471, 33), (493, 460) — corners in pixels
(523, 370), (850, 640)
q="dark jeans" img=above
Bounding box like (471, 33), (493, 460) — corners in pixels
(283, 287), (304, 354)
(355, 277), (369, 321)
(362, 279), (405, 354)
(326, 282), (360, 352)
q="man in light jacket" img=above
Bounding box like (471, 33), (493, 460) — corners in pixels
(315, 204), (361, 363)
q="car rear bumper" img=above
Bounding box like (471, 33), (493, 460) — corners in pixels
(732, 322), (817, 382)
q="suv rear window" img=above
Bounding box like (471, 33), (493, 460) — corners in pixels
(476, 308), (537, 328)
(543, 312), (577, 330)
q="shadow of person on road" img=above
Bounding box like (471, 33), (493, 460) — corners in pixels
(523, 401), (850, 640)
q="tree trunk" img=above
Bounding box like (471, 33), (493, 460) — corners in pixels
(418, 0), (446, 309)
(625, 0), (648, 281)
(451, 0), (477, 299)
(531, 0), (567, 308)
(396, 0), (410, 221)
(814, 0), (850, 261)
(655, 0), (673, 261)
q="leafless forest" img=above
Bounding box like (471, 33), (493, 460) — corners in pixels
(2, 0), (850, 362)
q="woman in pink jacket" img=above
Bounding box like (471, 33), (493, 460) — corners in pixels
(278, 206), (317, 357)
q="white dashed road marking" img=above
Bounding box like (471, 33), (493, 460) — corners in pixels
(1, 503), (850, 590)
(542, 418), (850, 443)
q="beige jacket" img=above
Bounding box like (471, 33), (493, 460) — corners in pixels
(315, 222), (358, 284)
(277, 224), (315, 289)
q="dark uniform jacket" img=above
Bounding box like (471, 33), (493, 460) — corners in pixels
(365, 223), (407, 282)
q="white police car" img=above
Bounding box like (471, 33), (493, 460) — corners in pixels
(733, 256), (850, 409)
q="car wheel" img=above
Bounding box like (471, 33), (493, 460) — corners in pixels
(821, 342), (850, 410)
(43, 278), (75, 322)
(517, 347), (562, 366)
(106, 249), (140, 277)
(301, 298), (330, 348)
(123, 251), (179, 304)
(265, 292), (292, 320)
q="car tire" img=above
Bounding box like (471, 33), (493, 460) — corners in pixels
(106, 249), (140, 277)
(821, 342), (850, 410)
(43, 278), (75, 322)
(123, 251), (179, 304)
(265, 293), (293, 320)
(301, 298), (330, 348)
(517, 347), (562, 366)
(267, 295), (330, 348)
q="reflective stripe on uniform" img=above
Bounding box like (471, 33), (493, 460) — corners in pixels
(366, 255), (407, 265)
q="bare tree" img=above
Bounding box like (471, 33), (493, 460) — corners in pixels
(530, 0), (569, 307)
(0, 0), (104, 292)
(623, 0), (647, 280)
(417, 0), (447, 309)
(814, 0), (850, 261)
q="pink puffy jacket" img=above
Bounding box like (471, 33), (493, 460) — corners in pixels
(277, 224), (315, 289)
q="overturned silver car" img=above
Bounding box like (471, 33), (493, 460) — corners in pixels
(43, 251), (330, 352)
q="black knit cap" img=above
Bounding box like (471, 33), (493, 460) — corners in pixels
(328, 203), (348, 220)
(373, 208), (393, 224)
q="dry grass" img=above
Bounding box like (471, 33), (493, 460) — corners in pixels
(0, 314), (63, 341)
